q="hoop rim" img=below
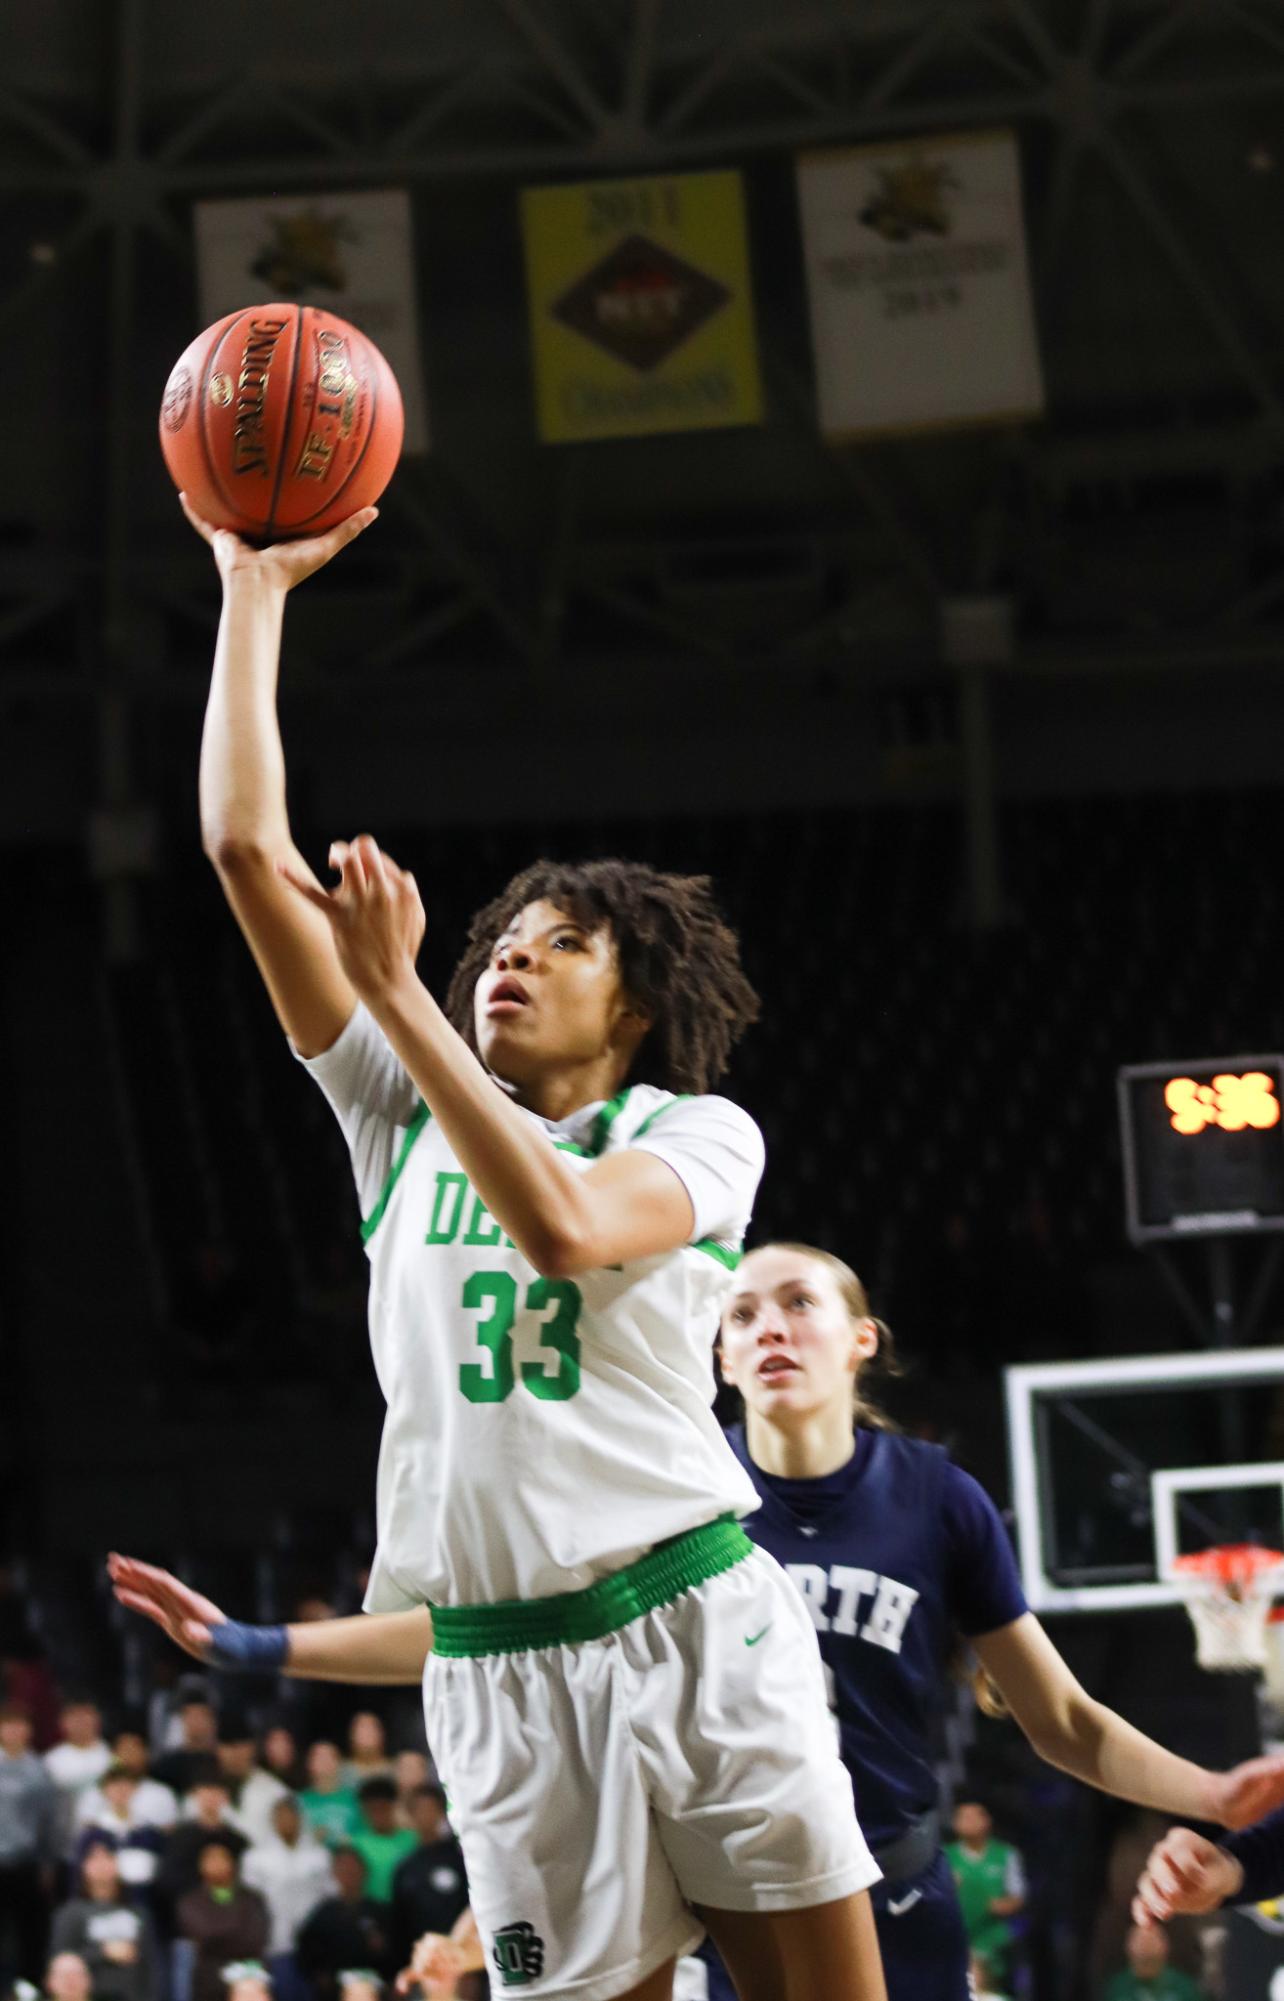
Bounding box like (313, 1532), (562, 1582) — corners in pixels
(1170, 1543), (1284, 1589)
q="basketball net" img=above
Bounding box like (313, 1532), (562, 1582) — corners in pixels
(1171, 1545), (1284, 1673)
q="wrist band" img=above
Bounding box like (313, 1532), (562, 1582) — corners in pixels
(206, 1621), (290, 1672)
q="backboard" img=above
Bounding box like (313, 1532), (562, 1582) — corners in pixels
(1006, 1347), (1284, 1613)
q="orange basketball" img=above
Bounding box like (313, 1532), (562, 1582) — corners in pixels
(158, 304), (403, 540)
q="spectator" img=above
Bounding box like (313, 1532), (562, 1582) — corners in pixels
(260, 1736), (303, 1797)
(75, 1732), (176, 1846)
(945, 1800), (1026, 1991)
(347, 1787), (415, 1909)
(388, 1789), (466, 1968)
(295, 1849), (390, 2001)
(215, 1736), (287, 1852)
(42, 1952), (92, 2001)
(154, 1773), (247, 1929)
(43, 1706), (110, 1856)
(339, 1722), (391, 1797)
(297, 1749), (360, 1850)
(50, 1839), (158, 2001)
(222, 1966), (272, 2001)
(390, 1758), (430, 1832)
(152, 1699), (220, 1803)
(1103, 1926), (1205, 2001)
(175, 1839), (268, 2001)
(0, 1703), (58, 1985)
(241, 1800), (332, 1973)
(73, 1769), (168, 1892)
(336, 1977), (381, 2001)
(0, 1582), (59, 1755)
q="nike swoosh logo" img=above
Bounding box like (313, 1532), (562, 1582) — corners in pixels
(744, 1624), (772, 1647)
(886, 1889), (923, 1917)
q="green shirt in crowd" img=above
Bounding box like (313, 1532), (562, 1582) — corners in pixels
(349, 1826), (419, 1903)
(945, 1836), (1026, 1974)
(1103, 1969), (1204, 2001)
(298, 1785), (364, 1846)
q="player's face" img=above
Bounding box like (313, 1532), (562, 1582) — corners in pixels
(474, 899), (645, 1085)
(719, 1247), (877, 1420)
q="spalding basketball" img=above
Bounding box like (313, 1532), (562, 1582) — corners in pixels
(158, 304), (403, 540)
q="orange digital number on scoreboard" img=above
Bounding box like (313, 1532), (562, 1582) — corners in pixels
(1164, 1073), (1282, 1136)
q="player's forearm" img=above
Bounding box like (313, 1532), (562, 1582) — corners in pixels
(199, 572), (293, 856)
(1031, 1691), (1220, 1819)
(368, 970), (596, 1274)
(282, 1607), (433, 1684)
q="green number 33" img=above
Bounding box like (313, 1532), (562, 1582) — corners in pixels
(459, 1271), (582, 1403)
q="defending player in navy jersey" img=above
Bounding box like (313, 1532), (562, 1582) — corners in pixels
(693, 1242), (1284, 2001)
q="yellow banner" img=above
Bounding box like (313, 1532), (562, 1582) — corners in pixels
(521, 170), (763, 443)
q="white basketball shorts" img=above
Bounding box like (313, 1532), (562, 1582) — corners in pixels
(421, 1533), (879, 2000)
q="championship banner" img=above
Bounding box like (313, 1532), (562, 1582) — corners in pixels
(796, 131), (1044, 439)
(194, 188), (429, 452)
(520, 170), (762, 443)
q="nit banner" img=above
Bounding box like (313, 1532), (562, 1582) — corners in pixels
(520, 170), (763, 443)
(796, 131), (1044, 439)
(194, 188), (429, 453)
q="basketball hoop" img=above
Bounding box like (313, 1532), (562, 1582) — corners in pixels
(1171, 1545), (1284, 1672)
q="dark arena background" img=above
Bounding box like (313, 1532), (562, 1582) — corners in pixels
(7, 4), (1284, 2000)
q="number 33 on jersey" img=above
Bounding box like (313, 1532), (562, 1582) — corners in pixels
(299, 1004), (766, 1614)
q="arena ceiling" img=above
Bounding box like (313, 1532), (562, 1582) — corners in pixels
(3, 0), (1284, 762)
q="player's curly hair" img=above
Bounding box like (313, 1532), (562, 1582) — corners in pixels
(444, 857), (760, 1096)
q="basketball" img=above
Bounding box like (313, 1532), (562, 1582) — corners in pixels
(158, 303), (404, 540)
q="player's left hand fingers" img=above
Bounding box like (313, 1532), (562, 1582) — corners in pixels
(350, 834), (390, 897)
(110, 1554), (223, 1628)
(112, 1585), (167, 1627)
(1132, 1884), (1169, 1928)
(1145, 1853), (1183, 1905)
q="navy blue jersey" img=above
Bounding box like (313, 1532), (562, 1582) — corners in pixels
(727, 1423), (1028, 1849)
(1223, 1805), (1284, 1906)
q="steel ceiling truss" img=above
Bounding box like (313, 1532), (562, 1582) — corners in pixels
(1, 0), (1284, 711)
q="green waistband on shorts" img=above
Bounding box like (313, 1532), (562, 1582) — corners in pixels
(428, 1514), (752, 1658)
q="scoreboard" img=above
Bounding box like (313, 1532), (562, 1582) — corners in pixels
(1118, 1056), (1284, 1244)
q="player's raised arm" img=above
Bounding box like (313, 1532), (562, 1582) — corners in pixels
(189, 493), (378, 1057)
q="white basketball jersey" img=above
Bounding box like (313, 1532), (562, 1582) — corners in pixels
(299, 1005), (764, 1608)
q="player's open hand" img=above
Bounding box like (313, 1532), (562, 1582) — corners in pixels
(277, 834), (426, 1003)
(107, 1552), (227, 1663)
(1132, 1825), (1244, 1926)
(1208, 1752), (1284, 1829)
(179, 491), (378, 594)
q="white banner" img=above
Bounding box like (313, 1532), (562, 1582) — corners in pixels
(796, 131), (1044, 438)
(195, 188), (428, 452)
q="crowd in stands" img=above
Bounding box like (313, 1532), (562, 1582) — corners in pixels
(0, 1691), (477, 2001)
(0, 1674), (1230, 2001)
